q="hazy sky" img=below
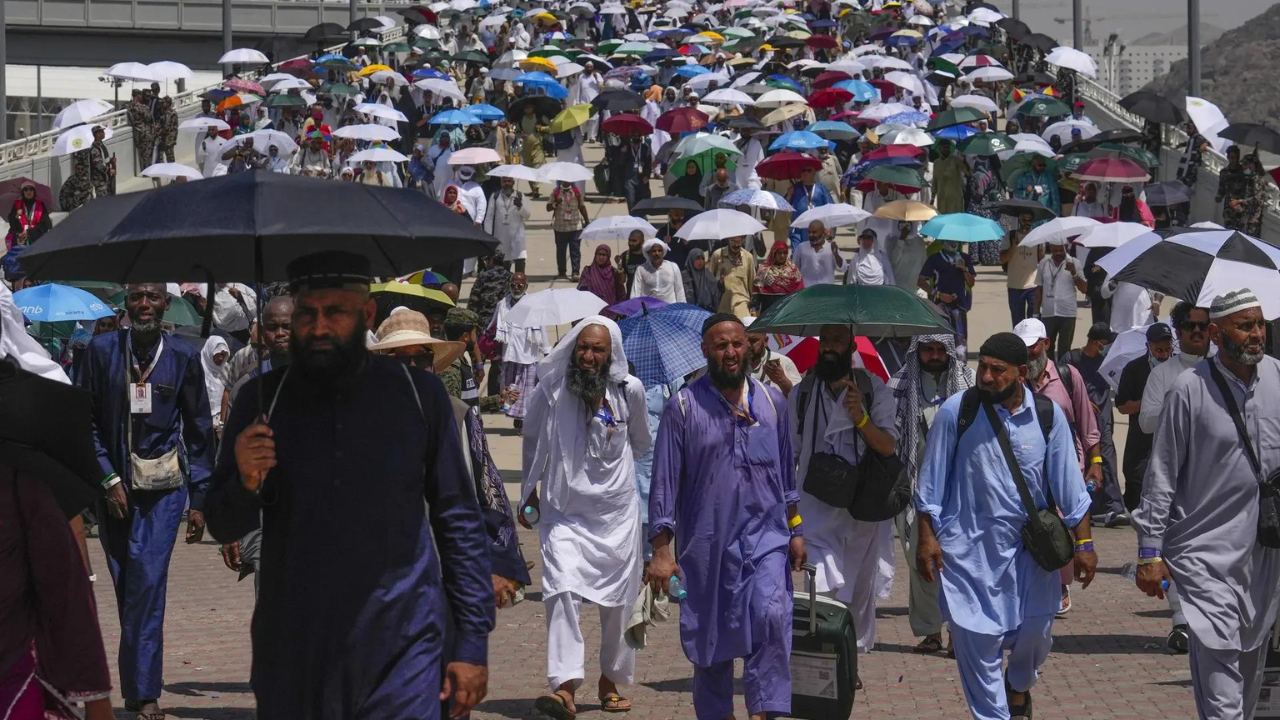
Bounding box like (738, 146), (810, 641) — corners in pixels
(983, 0), (1279, 44)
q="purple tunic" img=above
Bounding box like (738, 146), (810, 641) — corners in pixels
(649, 376), (798, 666)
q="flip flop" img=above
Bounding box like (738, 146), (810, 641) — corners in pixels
(599, 693), (632, 713)
(534, 692), (577, 720)
(913, 636), (943, 654)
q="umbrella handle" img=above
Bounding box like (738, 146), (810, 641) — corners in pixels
(197, 266), (216, 339)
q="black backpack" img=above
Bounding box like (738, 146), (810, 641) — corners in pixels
(955, 387), (1056, 451)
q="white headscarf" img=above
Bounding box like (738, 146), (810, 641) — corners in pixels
(200, 336), (229, 423)
(0, 284), (69, 384)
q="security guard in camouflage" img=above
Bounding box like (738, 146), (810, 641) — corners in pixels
(441, 307), (497, 411)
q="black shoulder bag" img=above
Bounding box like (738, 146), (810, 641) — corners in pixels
(800, 379), (860, 509)
(983, 399), (1076, 571)
(1206, 361), (1280, 549)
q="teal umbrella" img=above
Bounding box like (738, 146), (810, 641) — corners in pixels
(919, 213), (1006, 242)
(866, 164), (926, 189)
(750, 284), (954, 338)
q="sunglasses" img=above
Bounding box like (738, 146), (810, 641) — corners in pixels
(395, 351), (434, 368)
(1179, 321), (1209, 332)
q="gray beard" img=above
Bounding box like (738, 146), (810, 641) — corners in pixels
(1028, 352), (1048, 381)
(567, 362), (609, 405)
(1221, 335), (1265, 366)
(130, 317), (162, 334)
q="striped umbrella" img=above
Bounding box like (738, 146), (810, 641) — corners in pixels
(618, 303), (713, 386)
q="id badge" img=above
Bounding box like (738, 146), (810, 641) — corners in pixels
(130, 382), (153, 414)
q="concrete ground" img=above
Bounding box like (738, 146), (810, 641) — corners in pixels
(88, 142), (1200, 720)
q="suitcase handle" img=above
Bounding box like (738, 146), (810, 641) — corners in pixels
(801, 562), (817, 635)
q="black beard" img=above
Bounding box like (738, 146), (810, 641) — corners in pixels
(707, 355), (746, 390)
(567, 361), (609, 405)
(1221, 334), (1265, 366)
(814, 350), (851, 383)
(289, 318), (368, 386)
(977, 383), (1017, 404)
(920, 359), (949, 375)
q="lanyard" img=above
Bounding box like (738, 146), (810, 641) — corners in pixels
(127, 334), (165, 385)
(595, 399), (617, 427)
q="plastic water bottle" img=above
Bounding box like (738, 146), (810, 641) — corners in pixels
(522, 504), (540, 525)
(1121, 562), (1170, 591)
(1086, 480), (1098, 493)
(668, 575), (687, 602)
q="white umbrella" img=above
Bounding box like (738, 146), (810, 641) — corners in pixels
(859, 102), (915, 121)
(147, 61), (195, 81)
(557, 62), (586, 79)
(141, 162), (203, 181)
(967, 7), (1004, 25)
(826, 59), (868, 76)
(179, 117), (231, 132)
(964, 67), (1014, 83)
(885, 128), (934, 148)
(486, 164), (543, 183)
(951, 94), (999, 113)
(369, 70), (408, 86)
(218, 48), (270, 65)
(702, 88), (755, 106)
(52, 99), (113, 131)
(850, 44), (884, 56)
(268, 77), (313, 92)
(506, 289), (608, 328)
(718, 188), (793, 211)
(754, 89), (808, 108)
(1185, 96), (1229, 136)
(448, 147), (502, 165)
(259, 72), (295, 86)
(623, 32), (651, 41)
(675, 209), (766, 241)
(1098, 323), (1167, 392)
(105, 62), (158, 83)
(1042, 120), (1099, 145)
(1075, 222), (1157, 249)
(334, 124), (401, 142)
(495, 49), (528, 67)
(730, 71), (762, 89)
(248, 129), (299, 155)
(349, 147), (409, 164)
(1011, 139), (1056, 158)
(1045, 46), (1097, 78)
(1020, 216), (1101, 247)
(580, 216), (659, 241)
(869, 56), (913, 72)
(353, 103), (409, 123)
(414, 79), (466, 104)
(790, 203), (871, 229)
(415, 24), (443, 40)
(52, 125), (114, 156)
(538, 162), (594, 184)
(686, 73), (732, 91)
(480, 13), (510, 29)
(907, 14), (934, 26)
(884, 71), (924, 96)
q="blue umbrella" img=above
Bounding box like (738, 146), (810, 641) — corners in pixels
(515, 72), (569, 99)
(488, 68), (524, 81)
(919, 213), (1006, 242)
(430, 109), (482, 125)
(834, 79), (879, 103)
(315, 53), (346, 64)
(675, 65), (711, 78)
(933, 124), (978, 141)
(463, 104), (506, 121)
(810, 19), (838, 28)
(413, 68), (450, 80)
(644, 48), (681, 62)
(766, 74), (803, 93)
(769, 130), (828, 152)
(606, 296), (668, 318)
(618, 303), (712, 386)
(806, 120), (861, 140)
(884, 34), (921, 48)
(881, 111), (932, 127)
(13, 284), (115, 322)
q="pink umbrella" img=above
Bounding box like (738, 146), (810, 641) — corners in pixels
(1071, 157), (1150, 184)
(225, 78), (266, 95)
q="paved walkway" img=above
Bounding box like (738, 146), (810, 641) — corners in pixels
(89, 143), (1198, 719)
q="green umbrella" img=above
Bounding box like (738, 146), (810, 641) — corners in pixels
(958, 132), (1014, 156)
(529, 46), (564, 58)
(597, 39), (624, 55)
(382, 42), (412, 53)
(722, 38), (759, 54)
(671, 151), (738, 177)
(926, 57), (961, 78)
(672, 132), (743, 159)
(926, 106), (988, 132)
(1000, 153), (1059, 185)
(1093, 142), (1160, 169)
(1018, 97), (1071, 117)
(1059, 153), (1090, 174)
(319, 82), (358, 96)
(265, 94), (308, 109)
(866, 165), (926, 189)
(751, 284), (955, 338)
(413, 37), (441, 50)
(451, 51), (491, 65)
(722, 27), (756, 39)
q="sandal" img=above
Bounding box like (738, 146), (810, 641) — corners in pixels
(1005, 674), (1033, 719)
(599, 693), (632, 713)
(854, 674), (863, 691)
(534, 691), (577, 720)
(913, 636), (943, 654)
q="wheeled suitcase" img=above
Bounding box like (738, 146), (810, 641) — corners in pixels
(787, 563), (858, 719)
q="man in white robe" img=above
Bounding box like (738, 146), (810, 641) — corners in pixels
(735, 129), (765, 191)
(787, 324), (899, 655)
(579, 63), (603, 142)
(860, 182), (902, 254)
(456, 165), (488, 227)
(1133, 288), (1280, 720)
(483, 177), (532, 267)
(520, 317), (650, 718)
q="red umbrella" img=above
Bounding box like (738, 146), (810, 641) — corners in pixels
(226, 78), (266, 95)
(813, 71), (852, 90)
(601, 114), (654, 136)
(678, 44), (704, 55)
(808, 87), (854, 109)
(865, 144), (925, 160)
(806, 34), (838, 50)
(279, 58), (314, 70)
(829, 110), (858, 122)
(780, 336), (888, 382)
(1071, 157), (1150, 183)
(756, 151), (823, 181)
(656, 107), (710, 134)
(869, 79), (896, 102)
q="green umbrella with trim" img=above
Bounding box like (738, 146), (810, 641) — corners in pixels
(926, 106), (988, 132)
(265, 94), (308, 109)
(750, 283), (954, 338)
(1059, 153), (1090, 174)
(1093, 142), (1160, 169)
(1000, 152), (1059, 185)
(866, 164), (926, 189)
(1018, 96), (1071, 117)
(958, 132), (1014, 156)
(926, 57), (961, 78)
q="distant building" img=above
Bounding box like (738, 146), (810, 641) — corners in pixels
(1083, 44), (1186, 97)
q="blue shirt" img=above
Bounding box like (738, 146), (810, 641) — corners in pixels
(915, 388), (1091, 634)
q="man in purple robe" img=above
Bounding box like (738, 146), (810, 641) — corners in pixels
(647, 313), (807, 720)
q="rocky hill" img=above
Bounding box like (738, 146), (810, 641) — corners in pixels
(1131, 23), (1223, 47)
(1141, 3), (1280, 125)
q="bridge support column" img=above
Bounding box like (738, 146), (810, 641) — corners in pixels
(1188, 0), (1201, 97)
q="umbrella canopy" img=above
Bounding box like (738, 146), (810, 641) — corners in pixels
(761, 103), (811, 127)
(507, 95), (562, 122)
(334, 123), (401, 142)
(105, 62), (159, 83)
(631, 196), (705, 216)
(0, 178), (54, 212)
(607, 296), (668, 318)
(20, 172), (497, 282)
(751, 283), (953, 337)
(702, 88), (755, 106)
(926, 106), (987, 132)
(505, 288), (608, 328)
(958, 131), (1014, 156)
(1016, 96), (1070, 117)
(485, 164), (543, 183)
(675, 209), (766, 241)
(1042, 120), (1099, 145)
(806, 121), (860, 140)
(1143, 181), (1193, 207)
(865, 164), (926, 189)
(447, 147), (501, 166)
(873, 199), (938, 222)
(1098, 230), (1280, 318)
(53, 125), (114, 157)
(656, 107), (710, 134)
(755, 152), (822, 181)
(1019, 216), (1102, 247)
(219, 48), (270, 65)
(1044, 46), (1097, 78)
(370, 281), (455, 323)
(1217, 123), (1280, 155)
(983, 198), (1057, 221)
(791, 203), (871, 229)
(537, 162), (593, 184)
(549, 104), (594, 133)
(718, 188), (794, 212)
(12, 284), (115, 322)
(1071, 157), (1149, 184)
(618, 303), (713, 386)
(148, 61), (194, 81)
(919, 213), (1004, 242)
(601, 114), (654, 136)
(808, 87), (854, 109)
(591, 89), (646, 113)
(768, 130), (828, 152)
(1074, 221), (1156, 249)
(950, 94), (999, 113)
(141, 163), (203, 181)
(755, 88), (808, 108)
(52, 99), (113, 131)
(580, 216), (658, 241)
(1118, 91), (1187, 125)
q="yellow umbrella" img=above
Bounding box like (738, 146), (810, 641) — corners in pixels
(530, 11), (559, 25)
(550, 104), (594, 133)
(692, 31), (725, 43)
(873, 199), (938, 222)
(759, 43), (776, 52)
(359, 64), (394, 77)
(890, 29), (923, 39)
(882, 0), (903, 7)
(761, 103), (809, 127)
(785, 30), (812, 39)
(370, 281), (455, 307)
(520, 57), (558, 73)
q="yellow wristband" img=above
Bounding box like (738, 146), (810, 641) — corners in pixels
(855, 412), (870, 429)
(1136, 556), (1163, 565)
(1090, 456), (1103, 465)
(1074, 538), (1092, 546)
(788, 514), (803, 529)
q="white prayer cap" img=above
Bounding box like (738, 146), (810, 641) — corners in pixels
(1209, 288), (1261, 320)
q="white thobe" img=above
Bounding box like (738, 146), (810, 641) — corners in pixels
(493, 297), (546, 365)
(458, 181), (487, 226)
(263, 156), (291, 174)
(735, 136), (765, 191)
(483, 191), (532, 261)
(212, 284), (257, 333)
(1103, 281), (1153, 332)
(428, 147), (454, 197)
(888, 234), (928, 294)
(630, 262), (686, 304)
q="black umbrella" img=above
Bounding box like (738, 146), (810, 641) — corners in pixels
(1060, 128), (1143, 154)
(347, 17), (383, 33)
(997, 18), (1031, 41)
(631, 196), (705, 216)
(1143, 181), (1193, 207)
(1099, 229), (1280, 311)
(765, 36), (806, 49)
(451, 51), (491, 66)
(726, 115), (765, 131)
(303, 22), (347, 42)
(1025, 33), (1057, 54)
(506, 95), (561, 123)
(591, 89), (645, 113)
(20, 171), (498, 283)
(1013, 71), (1056, 86)
(1119, 91), (1187, 125)
(1218, 123), (1280, 155)
(983, 198), (1058, 222)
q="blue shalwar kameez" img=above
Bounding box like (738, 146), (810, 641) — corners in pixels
(75, 330), (216, 704)
(915, 389), (1091, 720)
(787, 182), (834, 250)
(649, 376), (797, 720)
(205, 357), (494, 720)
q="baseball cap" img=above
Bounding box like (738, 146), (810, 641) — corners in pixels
(1086, 321), (1116, 343)
(1013, 318), (1048, 346)
(1145, 323), (1173, 342)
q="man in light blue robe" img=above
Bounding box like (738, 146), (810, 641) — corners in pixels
(647, 314), (806, 720)
(915, 332), (1095, 720)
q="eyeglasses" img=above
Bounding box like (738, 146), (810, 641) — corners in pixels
(1179, 321), (1209, 332)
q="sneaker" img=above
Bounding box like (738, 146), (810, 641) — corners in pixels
(1167, 624), (1190, 654)
(1055, 585), (1071, 618)
(571, 272), (580, 282)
